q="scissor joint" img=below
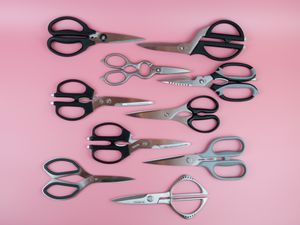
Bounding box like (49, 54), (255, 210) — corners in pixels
(89, 32), (107, 43)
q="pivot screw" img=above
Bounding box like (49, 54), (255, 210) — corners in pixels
(156, 68), (161, 72)
(199, 79), (205, 84)
(164, 112), (169, 117)
(147, 195), (154, 202)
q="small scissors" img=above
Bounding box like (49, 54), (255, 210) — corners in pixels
(51, 79), (152, 121)
(47, 16), (143, 57)
(87, 122), (190, 164)
(138, 20), (245, 61)
(145, 136), (247, 180)
(43, 158), (134, 200)
(113, 175), (208, 219)
(100, 53), (190, 86)
(127, 95), (220, 133)
(160, 62), (258, 102)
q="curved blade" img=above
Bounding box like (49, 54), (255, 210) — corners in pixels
(144, 155), (198, 166)
(105, 33), (144, 43)
(139, 139), (190, 149)
(138, 42), (188, 54)
(94, 175), (134, 183)
(158, 67), (190, 75)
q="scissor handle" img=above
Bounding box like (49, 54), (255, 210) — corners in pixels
(43, 158), (82, 177)
(169, 175), (208, 219)
(187, 96), (220, 133)
(191, 20), (244, 61)
(102, 53), (131, 69)
(43, 180), (81, 200)
(101, 70), (131, 86)
(88, 122), (131, 164)
(211, 83), (258, 102)
(53, 79), (94, 121)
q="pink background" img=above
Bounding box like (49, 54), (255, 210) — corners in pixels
(1, 0), (299, 224)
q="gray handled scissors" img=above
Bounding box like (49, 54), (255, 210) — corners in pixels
(113, 175), (208, 219)
(160, 62), (258, 102)
(43, 158), (134, 200)
(100, 53), (190, 86)
(145, 136), (247, 180)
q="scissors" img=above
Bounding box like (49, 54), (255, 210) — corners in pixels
(47, 16), (143, 57)
(100, 53), (190, 86)
(43, 158), (134, 200)
(160, 62), (258, 102)
(87, 122), (190, 164)
(145, 136), (247, 180)
(127, 95), (220, 133)
(138, 20), (245, 61)
(51, 79), (152, 121)
(113, 175), (208, 219)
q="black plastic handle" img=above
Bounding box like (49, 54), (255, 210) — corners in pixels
(191, 20), (245, 61)
(53, 79), (95, 121)
(43, 181), (80, 200)
(187, 96), (220, 133)
(44, 158), (81, 177)
(212, 62), (256, 82)
(88, 122), (131, 164)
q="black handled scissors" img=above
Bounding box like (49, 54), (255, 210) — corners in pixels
(127, 96), (220, 133)
(47, 16), (144, 57)
(87, 122), (190, 164)
(43, 158), (133, 200)
(145, 136), (247, 180)
(160, 62), (258, 102)
(51, 79), (152, 121)
(138, 20), (245, 61)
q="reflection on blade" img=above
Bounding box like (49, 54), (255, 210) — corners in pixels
(106, 97), (153, 106)
(106, 33), (144, 43)
(127, 109), (169, 120)
(144, 139), (190, 149)
(159, 76), (195, 86)
(112, 194), (148, 204)
(159, 67), (190, 74)
(144, 155), (193, 166)
(138, 43), (186, 54)
(96, 176), (134, 183)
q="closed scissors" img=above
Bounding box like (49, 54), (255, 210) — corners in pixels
(145, 136), (247, 180)
(87, 122), (190, 164)
(160, 62), (258, 102)
(51, 79), (152, 121)
(42, 158), (133, 200)
(100, 53), (190, 86)
(138, 20), (245, 61)
(113, 175), (208, 219)
(47, 16), (143, 57)
(127, 95), (220, 133)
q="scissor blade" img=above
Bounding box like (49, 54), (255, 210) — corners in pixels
(127, 109), (171, 120)
(142, 139), (190, 149)
(106, 33), (144, 43)
(144, 155), (193, 166)
(159, 67), (190, 75)
(105, 97), (153, 106)
(138, 42), (187, 54)
(96, 175), (134, 183)
(159, 76), (196, 86)
(112, 194), (148, 204)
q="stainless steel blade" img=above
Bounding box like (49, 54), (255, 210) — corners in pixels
(141, 139), (190, 149)
(144, 155), (199, 166)
(94, 175), (134, 183)
(105, 33), (144, 43)
(127, 108), (173, 120)
(158, 67), (190, 75)
(102, 96), (153, 106)
(138, 42), (189, 54)
(112, 194), (148, 204)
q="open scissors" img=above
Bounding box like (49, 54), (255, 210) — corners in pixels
(100, 53), (190, 86)
(51, 79), (152, 121)
(160, 62), (258, 102)
(145, 136), (247, 180)
(43, 158), (133, 200)
(113, 175), (208, 219)
(127, 95), (220, 133)
(47, 16), (143, 57)
(87, 122), (190, 164)
(138, 20), (245, 61)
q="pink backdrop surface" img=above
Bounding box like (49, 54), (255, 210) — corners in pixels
(1, 0), (299, 224)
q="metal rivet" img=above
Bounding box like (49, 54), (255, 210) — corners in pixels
(147, 195), (154, 202)
(164, 112), (169, 117)
(156, 68), (161, 72)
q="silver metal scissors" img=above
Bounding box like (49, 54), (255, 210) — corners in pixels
(43, 158), (134, 200)
(87, 122), (190, 164)
(160, 62), (258, 102)
(100, 53), (190, 86)
(145, 136), (247, 180)
(113, 175), (208, 219)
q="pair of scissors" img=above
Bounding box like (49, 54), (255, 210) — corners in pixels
(160, 62), (258, 102)
(100, 53), (190, 86)
(113, 175), (208, 219)
(43, 158), (133, 200)
(47, 16), (143, 57)
(127, 95), (220, 133)
(145, 136), (247, 180)
(139, 20), (245, 61)
(87, 122), (190, 164)
(51, 79), (152, 121)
